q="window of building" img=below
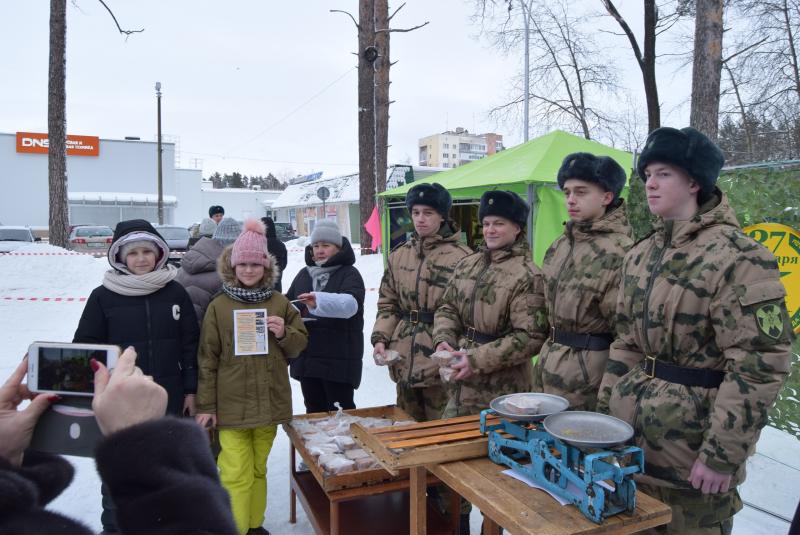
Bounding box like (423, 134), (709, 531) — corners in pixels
(442, 153), (448, 159)
(443, 163), (450, 168)
(443, 143), (449, 149)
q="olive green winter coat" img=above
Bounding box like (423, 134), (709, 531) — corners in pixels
(196, 247), (308, 428)
(533, 201), (633, 410)
(432, 235), (548, 417)
(597, 191), (793, 525)
(371, 222), (472, 388)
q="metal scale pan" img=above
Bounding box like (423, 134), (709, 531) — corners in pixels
(543, 411), (634, 448)
(489, 393), (569, 422)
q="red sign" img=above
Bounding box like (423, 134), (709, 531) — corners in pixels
(16, 132), (100, 157)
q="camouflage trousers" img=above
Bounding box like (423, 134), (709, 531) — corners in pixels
(637, 483), (740, 534)
(396, 383), (448, 422)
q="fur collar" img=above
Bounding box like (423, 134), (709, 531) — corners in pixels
(217, 245), (281, 290)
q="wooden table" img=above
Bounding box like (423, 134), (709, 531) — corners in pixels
(426, 457), (672, 535)
(288, 438), (454, 535)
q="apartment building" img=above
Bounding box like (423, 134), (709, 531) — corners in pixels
(418, 127), (504, 168)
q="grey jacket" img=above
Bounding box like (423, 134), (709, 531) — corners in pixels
(175, 237), (224, 325)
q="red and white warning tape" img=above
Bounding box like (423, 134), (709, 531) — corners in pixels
(2, 296), (87, 302)
(1, 288), (383, 303)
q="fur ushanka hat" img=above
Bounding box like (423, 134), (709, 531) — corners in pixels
(405, 182), (452, 219)
(557, 152), (627, 200)
(478, 190), (530, 228)
(636, 127), (725, 200)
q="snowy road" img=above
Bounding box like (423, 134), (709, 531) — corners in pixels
(0, 243), (793, 534)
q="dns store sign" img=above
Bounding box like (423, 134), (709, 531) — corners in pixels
(16, 131), (100, 157)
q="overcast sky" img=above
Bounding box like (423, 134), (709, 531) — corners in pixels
(0, 1), (691, 181)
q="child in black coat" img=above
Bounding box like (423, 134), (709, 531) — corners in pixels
(73, 219), (199, 534)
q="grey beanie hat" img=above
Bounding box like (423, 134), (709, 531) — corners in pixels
(213, 217), (242, 246)
(198, 217), (217, 237)
(310, 219), (342, 247)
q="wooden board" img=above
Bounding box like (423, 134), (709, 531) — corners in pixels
(283, 404), (414, 492)
(351, 413), (502, 472)
(429, 458), (672, 535)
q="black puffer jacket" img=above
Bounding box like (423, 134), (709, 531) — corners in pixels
(74, 219), (199, 415)
(1, 419), (237, 535)
(286, 238), (365, 388)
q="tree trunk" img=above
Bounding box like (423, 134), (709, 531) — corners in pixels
(48, 0), (69, 248)
(375, 0), (389, 195)
(643, 0), (660, 133)
(358, 0), (376, 253)
(690, 0), (724, 140)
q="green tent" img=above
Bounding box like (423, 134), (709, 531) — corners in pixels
(379, 130), (633, 265)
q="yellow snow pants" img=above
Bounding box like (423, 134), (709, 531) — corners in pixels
(217, 426), (277, 535)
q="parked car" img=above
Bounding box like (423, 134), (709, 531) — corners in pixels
(154, 225), (191, 252)
(0, 226), (38, 252)
(68, 225), (113, 253)
(274, 222), (296, 242)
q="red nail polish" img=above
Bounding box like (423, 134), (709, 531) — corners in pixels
(90, 358), (99, 372)
(47, 395), (62, 402)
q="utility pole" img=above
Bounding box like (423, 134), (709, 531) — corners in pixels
(155, 81), (164, 224)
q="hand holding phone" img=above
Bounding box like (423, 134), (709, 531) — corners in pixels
(0, 356), (55, 466)
(27, 342), (120, 397)
(92, 347), (168, 436)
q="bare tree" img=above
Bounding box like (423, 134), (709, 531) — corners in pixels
(48, 0), (68, 247)
(47, 0), (143, 247)
(474, 0), (619, 139)
(600, 0), (662, 133)
(690, 0), (724, 140)
(332, 2), (427, 253)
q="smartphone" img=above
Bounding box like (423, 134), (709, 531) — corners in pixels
(27, 342), (120, 397)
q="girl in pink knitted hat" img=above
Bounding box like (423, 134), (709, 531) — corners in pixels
(195, 219), (308, 535)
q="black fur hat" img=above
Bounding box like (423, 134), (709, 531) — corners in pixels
(636, 127), (725, 197)
(557, 152), (627, 200)
(478, 190), (529, 227)
(208, 205), (225, 218)
(405, 182), (452, 218)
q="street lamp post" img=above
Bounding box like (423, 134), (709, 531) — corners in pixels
(155, 81), (164, 225)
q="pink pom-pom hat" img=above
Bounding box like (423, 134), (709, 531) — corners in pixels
(230, 218), (270, 267)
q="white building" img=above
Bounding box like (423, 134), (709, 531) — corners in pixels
(270, 165), (445, 243)
(0, 131), (282, 230)
(418, 127), (504, 168)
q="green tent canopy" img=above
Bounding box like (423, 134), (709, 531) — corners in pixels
(379, 130), (633, 265)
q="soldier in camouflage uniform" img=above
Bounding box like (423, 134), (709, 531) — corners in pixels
(372, 183), (472, 422)
(433, 190), (548, 418)
(533, 153), (633, 411)
(596, 127), (793, 535)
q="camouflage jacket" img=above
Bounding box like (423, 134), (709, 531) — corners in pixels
(533, 201), (633, 410)
(433, 235), (548, 417)
(371, 222), (472, 387)
(597, 190), (793, 493)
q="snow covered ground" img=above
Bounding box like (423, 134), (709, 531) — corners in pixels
(0, 243), (796, 534)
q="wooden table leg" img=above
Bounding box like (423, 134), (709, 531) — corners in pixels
(330, 500), (340, 535)
(410, 466), (427, 535)
(289, 445), (297, 523)
(482, 517), (501, 535)
(450, 489), (460, 534)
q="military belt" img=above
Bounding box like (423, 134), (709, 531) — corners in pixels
(551, 328), (614, 351)
(402, 309), (435, 325)
(464, 326), (500, 345)
(641, 356), (725, 389)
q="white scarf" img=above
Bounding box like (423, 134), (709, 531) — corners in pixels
(102, 265), (178, 296)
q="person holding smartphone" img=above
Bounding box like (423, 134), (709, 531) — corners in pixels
(73, 219), (200, 534)
(0, 347), (238, 535)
